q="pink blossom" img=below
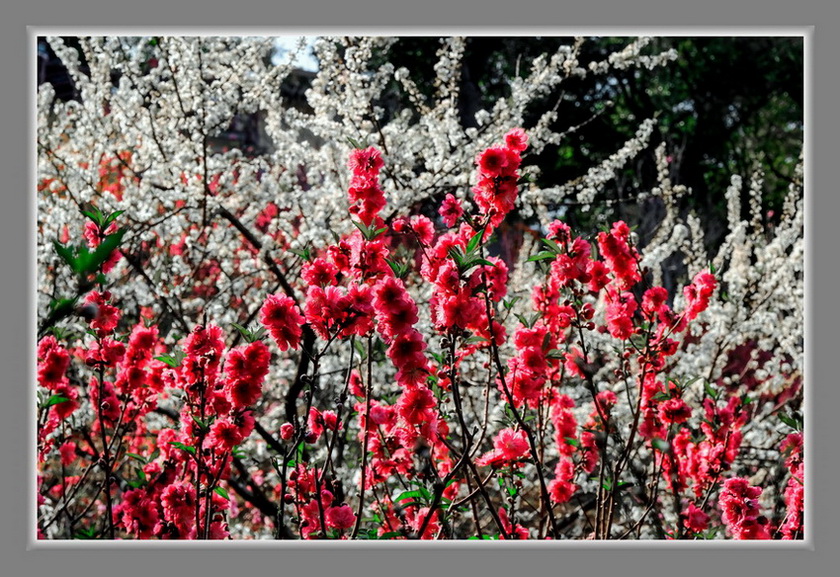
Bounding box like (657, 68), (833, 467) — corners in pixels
(438, 193), (464, 227)
(326, 504), (356, 531)
(260, 294), (305, 351)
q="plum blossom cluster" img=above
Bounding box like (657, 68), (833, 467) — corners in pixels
(38, 131), (804, 541)
(37, 35), (804, 541)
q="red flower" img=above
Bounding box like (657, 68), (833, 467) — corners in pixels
(476, 146), (510, 176)
(719, 477), (770, 539)
(225, 341), (271, 384)
(37, 336), (70, 389)
(605, 287), (638, 340)
(208, 418), (244, 453)
(88, 377), (119, 423)
(160, 481), (197, 531)
(301, 257), (339, 287)
(83, 291), (121, 337)
(597, 221), (641, 290)
(118, 489), (160, 539)
(642, 285), (670, 321)
(549, 458), (577, 504)
(497, 505), (530, 539)
(279, 422), (295, 440)
(504, 128), (529, 152)
(397, 385), (436, 425)
(658, 397), (692, 424)
(260, 294), (305, 351)
(83, 221), (122, 273)
(683, 269), (716, 320)
(226, 378), (262, 410)
(326, 504), (356, 531)
(551, 394), (578, 457)
(347, 146), (384, 176)
(478, 428), (530, 467)
(683, 502), (710, 534)
(438, 193), (464, 227)
(59, 441), (77, 466)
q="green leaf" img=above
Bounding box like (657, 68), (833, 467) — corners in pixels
(154, 353), (182, 368)
(378, 531), (403, 539)
(74, 230), (125, 275)
(502, 296), (521, 311)
(527, 251), (556, 263)
(385, 258), (410, 279)
(466, 228), (484, 254)
(447, 247), (464, 267)
(352, 219), (370, 237)
(461, 258), (495, 271)
(289, 247), (311, 261)
(53, 241), (77, 270)
(346, 136), (365, 150)
(168, 441), (196, 455)
(46, 326), (75, 341)
(43, 394), (70, 408)
(540, 238), (563, 254)
(191, 415), (208, 430)
(651, 438), (670, 453)
(49, 297), (77, 313)
(81, 207), (104, 227)
(214, 486), (230, 500)
(231, 322), (258, 343)
(125, 452), (147, 464)
(704, 381), (719, 400)
(353, 338), (366, 360)
(464, 335), (489, 345)
(73, 526), (99, 540)
(394, 487), (432, 505)
(683, 375), (702, 389)
(563, 437), (580, 448)
(352, 220), (388, 241)
(779, 413), (801, 431)
(104, 210), (125, 226)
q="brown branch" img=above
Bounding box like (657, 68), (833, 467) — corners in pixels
(214, 204), (317, 427)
